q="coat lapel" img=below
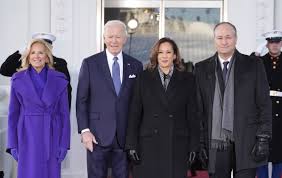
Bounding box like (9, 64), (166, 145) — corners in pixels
(18, 70), (45, 107)
(99, 51), (116, 95)
(234, 50), (248, 88)
(166, 69), (180, 103)
(152, 69), (169, 107)
(41, 69), (68, 108)
(204, 55), (216, 144)
(119, 53), (130, 96)
(206, 55), (216, 104)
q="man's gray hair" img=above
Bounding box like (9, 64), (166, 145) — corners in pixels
(214, 21), (237, 37)
(104, 20), (128, 36)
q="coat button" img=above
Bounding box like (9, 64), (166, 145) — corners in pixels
(169, 114), (174, 118)
(154, 114), (158, 118)
(276, 100), (280, 104)
(154, 129), (158, 134)
(275, 114), (279, 117)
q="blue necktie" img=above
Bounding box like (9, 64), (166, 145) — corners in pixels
(222, 61), (229, 83)
(112, 57), (121, 95)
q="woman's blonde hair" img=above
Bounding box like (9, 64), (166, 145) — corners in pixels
(19, 39), (54, 71)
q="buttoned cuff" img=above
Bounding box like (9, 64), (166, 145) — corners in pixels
(81, 128), (90, 134)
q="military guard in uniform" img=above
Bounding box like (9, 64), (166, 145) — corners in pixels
(257, 30), (282, 178)
(0, 33), (72, 108)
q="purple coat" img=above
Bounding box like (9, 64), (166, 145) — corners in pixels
(6, 67), (70, 178)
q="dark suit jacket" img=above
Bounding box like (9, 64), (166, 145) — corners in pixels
(76, 51), (143, 148)
(125, 69), (199, 178)
(0, 51), (72, 108)
(195, 50), (272, 171)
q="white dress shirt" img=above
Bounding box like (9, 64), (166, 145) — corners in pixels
(218, 55), (232, 70)
(106, 49), (123, 83)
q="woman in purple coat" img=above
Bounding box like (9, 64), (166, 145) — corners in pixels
(6, 39), (70, 178)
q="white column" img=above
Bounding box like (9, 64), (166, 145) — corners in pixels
(274, 0), (282, 30)
(226, 0), (257, 54)
(51, 0), (98, 177)
(226, 0), (274, 54)
(28, 0), (51, 35)
(255, 0), (274, 47)
(255, 0), (274, 36)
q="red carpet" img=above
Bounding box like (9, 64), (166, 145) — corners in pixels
(187, 170), (209, 178)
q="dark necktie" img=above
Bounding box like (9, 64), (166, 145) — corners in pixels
(222, 61), (229, 83)
(112, 57), (121, 95)
(163, 74), (169, 91)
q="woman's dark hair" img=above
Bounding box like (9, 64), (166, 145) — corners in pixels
(146, 37), (184, 71)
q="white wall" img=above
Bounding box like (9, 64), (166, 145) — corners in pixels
(0, 1), (29, 177)
(0, 0), (29, 61)
(275, 0), (282, 30)
(227, 0), (256, 54)
(226, 0), (275, 55)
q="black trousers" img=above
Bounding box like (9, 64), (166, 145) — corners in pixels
(209, 143), (256, 178)
(0, 171), (4, 178)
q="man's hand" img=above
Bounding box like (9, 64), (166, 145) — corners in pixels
(127, 149), (141, 164)
(81, 131), (98, 152)
(254, 40), (267, 57)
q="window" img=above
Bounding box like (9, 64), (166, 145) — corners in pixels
(103, 0), (223, 64)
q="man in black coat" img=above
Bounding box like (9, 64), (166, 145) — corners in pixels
(0, 33), (72, 108)
(256, 30), (282, 178)
(195, 22), (272, 178)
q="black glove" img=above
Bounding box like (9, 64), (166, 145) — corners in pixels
(198, 147), (208, 170)
(0, 171), (4, 178)
(188, 152), (197, 176)
(127, 149), (141, 165)
(251, 135), (270, 162)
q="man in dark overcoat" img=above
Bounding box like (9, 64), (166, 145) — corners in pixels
(195, 22), (272, 178)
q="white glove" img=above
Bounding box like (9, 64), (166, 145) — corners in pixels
(255, 40), (268, 56)
(18, 45), (27, 55)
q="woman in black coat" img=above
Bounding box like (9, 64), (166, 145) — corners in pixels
(125, 37), (199, 178)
